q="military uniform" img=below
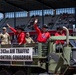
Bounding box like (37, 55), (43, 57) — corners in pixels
(0, 32), (11, 45)
(26, 37), (35, 43)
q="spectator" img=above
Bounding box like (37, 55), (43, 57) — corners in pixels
(0, 27), (11, 45)
(25, 32), (35, 43)
(7, 24), (26, 45)
(34, 19), (50, 43)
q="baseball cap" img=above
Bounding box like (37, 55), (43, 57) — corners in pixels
(26, 32), (30, 35)
(42, 24), (48, 28)
(2, 27), (6, 30)
(57, 26), (63, 30)
(16, 26), (24, 31)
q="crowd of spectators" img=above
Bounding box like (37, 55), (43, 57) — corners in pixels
(54, 13), (75, 29)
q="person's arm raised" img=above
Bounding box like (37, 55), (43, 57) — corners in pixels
(7, 23), (17, 34)
(34, 19), (41, 34)
(34, 19), (38, 24)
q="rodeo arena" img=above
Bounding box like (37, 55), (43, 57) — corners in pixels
(0, 0), (76, 75)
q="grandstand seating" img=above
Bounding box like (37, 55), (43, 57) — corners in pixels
(0, 13), (75, 33)
(0, 13), (74, 44)
(0, 16), (57, 32)
(53, 13), (75, 30)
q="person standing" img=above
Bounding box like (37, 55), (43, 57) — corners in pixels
(0, 27), (11, 45)
(34, 19), (50, 43)
(7, 24), (26, 45)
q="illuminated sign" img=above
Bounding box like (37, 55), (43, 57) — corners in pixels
(0, 47), (33, 61)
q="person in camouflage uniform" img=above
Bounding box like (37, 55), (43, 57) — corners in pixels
(0, 27), (11, 45)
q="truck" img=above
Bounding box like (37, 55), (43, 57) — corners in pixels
(0, 26), (76, 75)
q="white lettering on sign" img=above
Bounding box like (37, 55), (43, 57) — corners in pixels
(0, 47), (33, 61)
